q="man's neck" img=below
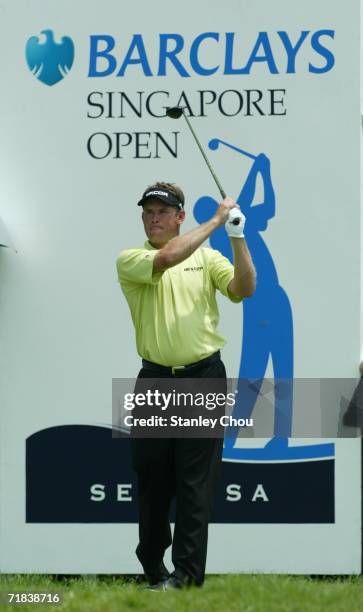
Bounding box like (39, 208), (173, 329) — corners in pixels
(148, 233), (179, 249)
(149, 239), (167, 249)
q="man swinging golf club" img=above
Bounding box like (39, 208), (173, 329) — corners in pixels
(116, 178), (256, 590)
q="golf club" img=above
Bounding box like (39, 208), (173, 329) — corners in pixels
(166, 106), (241, 225)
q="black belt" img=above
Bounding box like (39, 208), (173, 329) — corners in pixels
(141, 351), (221, 376)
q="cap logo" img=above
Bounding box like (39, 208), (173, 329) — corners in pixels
(145, 190), (169, 198)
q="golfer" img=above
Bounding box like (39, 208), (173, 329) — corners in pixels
(116, 182), (255, 590)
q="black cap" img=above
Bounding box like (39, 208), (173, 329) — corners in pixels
(137, 188), (184, 210)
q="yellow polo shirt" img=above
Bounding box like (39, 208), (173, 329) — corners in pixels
(116, 241), (242, 367)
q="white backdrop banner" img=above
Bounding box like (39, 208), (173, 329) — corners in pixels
(0, 0), (361, 573)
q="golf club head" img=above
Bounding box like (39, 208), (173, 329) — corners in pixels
(166, 106), (185, 119)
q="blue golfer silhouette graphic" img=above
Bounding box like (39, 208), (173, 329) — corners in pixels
(194, 139), (334, 460)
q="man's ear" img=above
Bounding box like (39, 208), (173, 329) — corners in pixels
(176, 210), (186, 225)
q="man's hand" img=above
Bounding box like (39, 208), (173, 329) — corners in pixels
(225, 208), (246, 238)
(213, 196), (239, 225)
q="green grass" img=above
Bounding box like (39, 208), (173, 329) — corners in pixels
(0, 574), (362, 612)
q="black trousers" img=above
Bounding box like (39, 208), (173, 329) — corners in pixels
(131, 357), (226, 586)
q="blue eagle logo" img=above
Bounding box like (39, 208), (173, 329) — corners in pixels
(25, 29), (74, 86)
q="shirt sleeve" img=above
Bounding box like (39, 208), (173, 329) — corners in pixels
(116, 248), (164, 286)
(206, 248), (243, 303)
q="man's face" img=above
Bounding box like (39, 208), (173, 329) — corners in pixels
(142, 199), (185, 246)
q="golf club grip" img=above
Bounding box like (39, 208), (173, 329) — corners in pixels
(226, 208), (242, 226)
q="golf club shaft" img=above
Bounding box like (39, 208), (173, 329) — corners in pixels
(182, 113), (226, 199)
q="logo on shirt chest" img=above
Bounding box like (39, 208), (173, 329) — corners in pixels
(183, 266), (204, 272)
